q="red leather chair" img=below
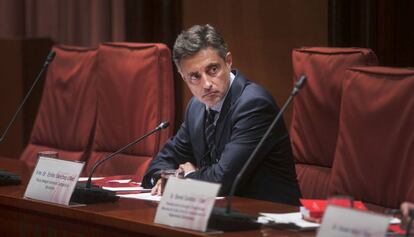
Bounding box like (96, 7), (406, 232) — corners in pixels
(20, 45), (98, 169)
(330, 66), (414, 208)
(84, 43), (175, 179)
(290, 47), (378, 198)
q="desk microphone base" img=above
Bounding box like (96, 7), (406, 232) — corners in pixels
(0, 169), (21, 186)
(70, 182), (119, 204)
(208, 207), (261, 231)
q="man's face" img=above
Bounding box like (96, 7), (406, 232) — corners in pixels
(178, 47), (232, 108)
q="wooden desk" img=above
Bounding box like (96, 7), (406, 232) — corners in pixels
(0, 157), (315, 237)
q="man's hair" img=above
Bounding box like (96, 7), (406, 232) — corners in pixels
(173, 24), (228, 68)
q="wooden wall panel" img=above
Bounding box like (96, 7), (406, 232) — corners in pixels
(0, 40), (24, 158)
(179, 0), (328, 127)
(0, 39), (52, 158)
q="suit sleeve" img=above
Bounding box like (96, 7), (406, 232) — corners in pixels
(186, 94), (281, 195)
(141, 102), (195, 188)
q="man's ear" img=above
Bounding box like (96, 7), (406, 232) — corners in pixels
(225, 52), (233, 68)
(176, 67), (184, 79)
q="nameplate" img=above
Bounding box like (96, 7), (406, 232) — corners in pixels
(154, 177), (220, 232)
(24, 156), (84, 205)
(317, 205), (390, 237)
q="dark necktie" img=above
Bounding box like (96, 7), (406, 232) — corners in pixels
(205, 109), (217, 165)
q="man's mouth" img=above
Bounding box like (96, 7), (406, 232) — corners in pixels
(203, 91), (217, 98)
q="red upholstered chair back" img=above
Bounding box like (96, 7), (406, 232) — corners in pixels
(330, 66), (414, 208)
(84, 43), (174, 179)
(20, 46), (98, 169)
(290, 47), (378, 198)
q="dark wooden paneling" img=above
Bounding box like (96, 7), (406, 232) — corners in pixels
(376, 0), (414, 67)
(124, 0), (184, 130)
(328, 0), (376, 49)
(329, 0), (414, 67)
(0, 40), (24, 158)
(0, 39), (53, 158)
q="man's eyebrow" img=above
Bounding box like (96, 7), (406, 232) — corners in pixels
(187, 71), (200, 77)
(206, 63), (220, 69)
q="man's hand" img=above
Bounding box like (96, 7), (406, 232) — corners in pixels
(401, 202), (414, 217)
(150, 164), (196, 196)
(400, 202), (414, 231)
(178, 162), (196, 175)
(151, 179), (164, 196)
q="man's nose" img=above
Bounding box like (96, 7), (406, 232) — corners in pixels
(202, 74), (213, 89)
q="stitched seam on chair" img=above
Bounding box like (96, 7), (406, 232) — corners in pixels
(294, 48), (371, 55)
(295, 162), (332, 169)
(56, 45), (98, 52)
(29, 142), (84, 152)
(348, 67), (414, 76)
(100, 42), (154, 50)
(91, 151), (153, 158)
(154, 45), (162, 157)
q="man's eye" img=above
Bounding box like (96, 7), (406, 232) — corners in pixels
(190, 75), (200, 81)
(209, 66), (218, 75)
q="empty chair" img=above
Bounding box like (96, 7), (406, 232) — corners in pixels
(20, 45), (98, 169)
(290, 47), (378, 198)
(84, 43), (175, 180)
(330, 66), (414, 208)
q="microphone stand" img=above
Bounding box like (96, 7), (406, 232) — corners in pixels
(208, 75), (307, 231)
(0, 51), (55, 144)
(0, 50), (56, 186)
(70, 122), (169, 204)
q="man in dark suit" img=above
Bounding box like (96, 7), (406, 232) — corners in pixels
(142, 24), (301, 206)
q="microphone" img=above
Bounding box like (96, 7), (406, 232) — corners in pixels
(0, 50), (56, 186)
(208, 75), (307, 231)
(70, 121), (170, 204)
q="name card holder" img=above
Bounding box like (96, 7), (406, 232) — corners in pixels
(317, 205), (391, 237)
(154, 177), (221, 232)
(24, 156), (84, 206)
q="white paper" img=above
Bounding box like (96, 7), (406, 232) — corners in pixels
(317, 206), (390, 237)
(77, 177), (104, 182)
(106, 179), (133, 184)
(118, 193), (225, 202)
(389, 217), (401, 225)
(119, 192), (162, 201)
(154, 177), (221, 232)
(24, 156), (84, 206)
(102, 186), (149, 192)
(259, 212), (320, 229)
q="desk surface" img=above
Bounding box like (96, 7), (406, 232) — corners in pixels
(0, 156), (315, 237)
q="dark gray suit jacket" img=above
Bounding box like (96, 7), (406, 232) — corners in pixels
(142, 70), (301, 206)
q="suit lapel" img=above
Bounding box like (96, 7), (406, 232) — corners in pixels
(192, 103), (208, 165)
(215, 70), (248, 145)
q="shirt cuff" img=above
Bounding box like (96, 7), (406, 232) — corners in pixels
(184, 170), (196, 177)
(150, 170), (162, 186)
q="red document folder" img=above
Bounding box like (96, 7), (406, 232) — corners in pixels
(300, 199), (367, 219)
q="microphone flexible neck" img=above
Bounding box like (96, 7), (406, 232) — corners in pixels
(225, 75), (306, 213)
(85, 122), (169, 188)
